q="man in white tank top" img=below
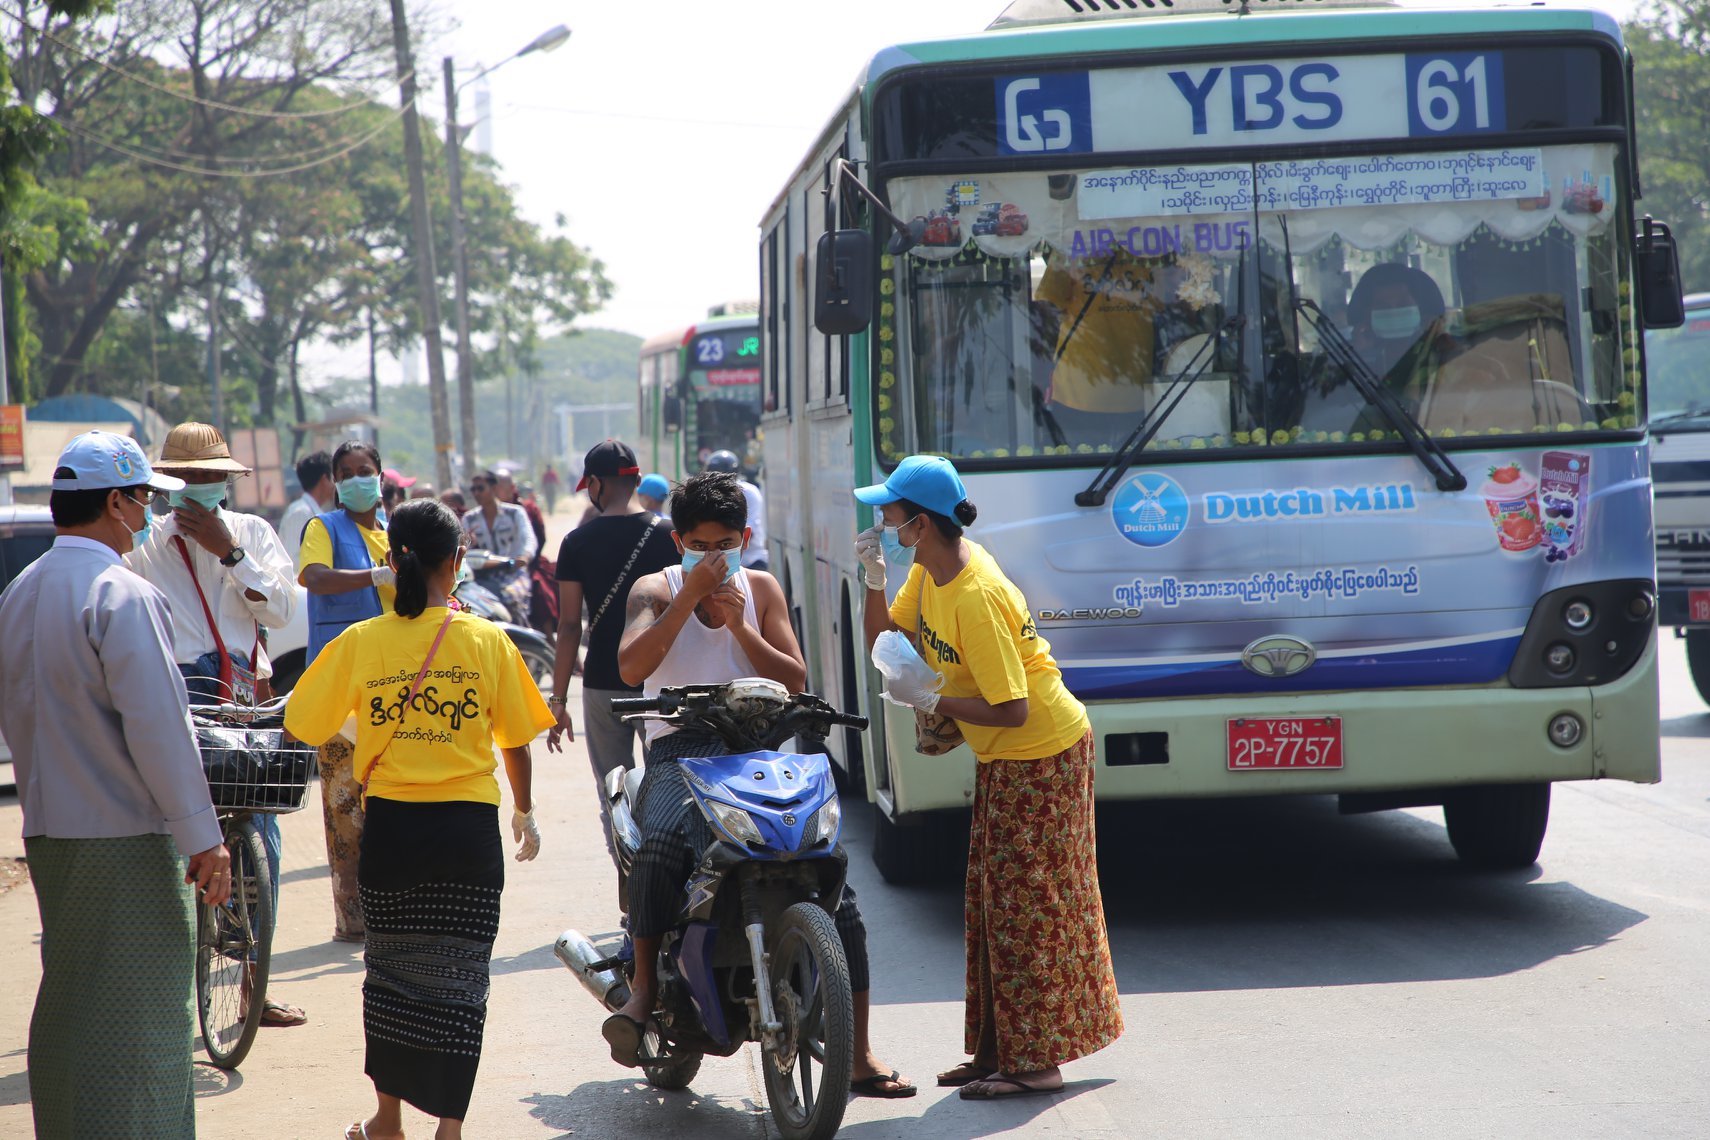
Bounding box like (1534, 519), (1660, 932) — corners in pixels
(605, 473), (915, 1097)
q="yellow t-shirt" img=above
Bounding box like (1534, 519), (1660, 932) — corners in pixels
(285, 607), (554, 805)
(889, 542), (1088, 762)
(1036, 251), (1161, 413)
(297, 514), (396, 612)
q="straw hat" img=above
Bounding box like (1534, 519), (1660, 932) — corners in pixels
(154, 422), (252, 475)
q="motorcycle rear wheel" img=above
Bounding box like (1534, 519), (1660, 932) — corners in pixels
(761, 901), (853, 1140)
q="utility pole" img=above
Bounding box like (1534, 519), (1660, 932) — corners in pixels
(443, 56), (477, 480)
(204, 220), (222, 432)
(367, 307), (381, 452)
(387, 0), (455, 490)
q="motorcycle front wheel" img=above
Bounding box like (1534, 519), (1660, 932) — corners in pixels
(761, 901), (853, 1140)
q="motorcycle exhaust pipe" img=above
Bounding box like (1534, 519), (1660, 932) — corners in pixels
(554, 929), (629, 1012)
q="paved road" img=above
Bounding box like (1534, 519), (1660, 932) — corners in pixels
(3, 627), (1709, 1137)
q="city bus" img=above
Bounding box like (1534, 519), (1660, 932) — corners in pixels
(759, 0), (1686, 881)
(1647, 293), (1710, 701)
(637, 307), (764, 482)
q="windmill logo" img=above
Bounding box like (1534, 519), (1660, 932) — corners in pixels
(1111, 471), (1190, 548)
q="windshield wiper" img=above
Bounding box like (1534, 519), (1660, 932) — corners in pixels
(1076, 314), (1243, 507)
(1294, 300), (1467, 493)
(1649, 407), (1710, 431)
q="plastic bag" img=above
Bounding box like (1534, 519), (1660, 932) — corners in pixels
(870, 630), (944, 708)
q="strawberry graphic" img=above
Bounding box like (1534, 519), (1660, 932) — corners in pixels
(1488, 463), (1522, 485)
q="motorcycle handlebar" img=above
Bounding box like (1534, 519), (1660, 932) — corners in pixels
(609, 697), (662, 715)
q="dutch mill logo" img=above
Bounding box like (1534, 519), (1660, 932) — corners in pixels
(1111, 472), (1190, 548)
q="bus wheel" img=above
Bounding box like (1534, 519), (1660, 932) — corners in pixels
(871, 807), (938, 886)
(1442, 783), (1551, 870)
(1686, 631), (1710, 705)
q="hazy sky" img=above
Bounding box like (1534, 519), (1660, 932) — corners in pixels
(341, 0), (1643, 382)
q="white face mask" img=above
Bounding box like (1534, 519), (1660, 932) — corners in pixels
(1369, 304), (1423, 340)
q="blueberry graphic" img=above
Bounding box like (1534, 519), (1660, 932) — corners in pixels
(1558, 503), (1573, 519)
(1545, 507), (1562, 519)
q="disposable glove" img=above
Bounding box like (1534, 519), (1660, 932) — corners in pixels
(512, 807), (542, 862)
(882, 672), (942, 714)
(855, 524), (887, 591)
(370, 564), (397, 589)
(871, 630), (944, 713)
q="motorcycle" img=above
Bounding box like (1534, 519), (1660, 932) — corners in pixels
(456, 549), (553, 689)
(555, 679), (867, 1140)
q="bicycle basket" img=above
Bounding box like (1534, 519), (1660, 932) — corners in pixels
(197, 725), (313, 813)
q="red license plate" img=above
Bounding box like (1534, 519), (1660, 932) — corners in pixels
(1227, 717), (1343, 771)
(1692, 591), (1710, 624)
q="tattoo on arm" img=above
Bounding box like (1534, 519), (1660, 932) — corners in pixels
(624, 579), (667, 636)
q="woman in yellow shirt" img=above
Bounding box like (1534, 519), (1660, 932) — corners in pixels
(287, 499), (554, 1140)
(857, 455), (1122, 1101)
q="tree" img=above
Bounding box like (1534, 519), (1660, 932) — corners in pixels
(1629, 0), (1710, 291)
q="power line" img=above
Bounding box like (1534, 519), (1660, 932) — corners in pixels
(0, 2), (410, 122)
(53, 105), (402, 178)
(502, 101), (818, 133)
(49, 103), (406, 168)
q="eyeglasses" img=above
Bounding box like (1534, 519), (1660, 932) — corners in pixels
(122, 489), (157, 506)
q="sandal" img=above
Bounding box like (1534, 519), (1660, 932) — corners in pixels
(937, 1061), (997, 1087)
(850, 1069), (918, 1098)
(601, 1012), (647, 1068)
(959, 1073), (1063, 1100)
(261, 999), (308, 1027)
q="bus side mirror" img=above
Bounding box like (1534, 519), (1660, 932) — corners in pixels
(814, 229), (873, 336)
(1637, 216), (1686, 330)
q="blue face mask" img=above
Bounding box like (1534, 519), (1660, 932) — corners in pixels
(169, 482), (227, 511)
(881, 515), (922, 566)
(681, 548), (742, 581)
(337, 474), (382, 512)
(124, 496), (152, 552)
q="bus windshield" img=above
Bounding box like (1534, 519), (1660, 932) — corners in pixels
(1646, 303), (1710, 427)
(877, 142), (1640, 466)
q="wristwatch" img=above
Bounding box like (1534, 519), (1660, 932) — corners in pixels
(219, 546), (247, 568)
(548, 696), (567, 707)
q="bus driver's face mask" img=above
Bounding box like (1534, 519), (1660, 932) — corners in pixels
(1369, 305), (1423, 340)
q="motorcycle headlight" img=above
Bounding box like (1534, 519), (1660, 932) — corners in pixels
(802, 797), (841, 849)
(706, 799), (763, 846)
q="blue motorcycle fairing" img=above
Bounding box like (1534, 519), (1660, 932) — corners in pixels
(671, 923), (730, 1048)
(680, 750), (841, 859)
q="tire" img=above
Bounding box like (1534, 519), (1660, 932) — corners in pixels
(197, 817), (273, 1069)
(761, 902), (853, 1140)
(871, 806), (942, 886)
(642, 1050), (703, 1090)
(517, 641), (554, 695)
(1443, 783), (1551, 870)
(1687, 630), (1710, 706)
(267, 650), (305, 697)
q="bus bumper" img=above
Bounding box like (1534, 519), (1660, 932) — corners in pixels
(882, 633), (1660, 817)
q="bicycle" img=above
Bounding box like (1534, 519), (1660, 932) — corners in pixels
(191, 698), (312, 1070)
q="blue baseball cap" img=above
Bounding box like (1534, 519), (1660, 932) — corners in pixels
(854, 455), (967, 520)
(51, 431), (184, 493)
(638, 473), (670, 501)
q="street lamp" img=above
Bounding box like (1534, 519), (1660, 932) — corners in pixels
(443, 24), (570, 482)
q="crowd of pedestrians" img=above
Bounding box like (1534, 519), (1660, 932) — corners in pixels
(1, 427), (1121, 1136)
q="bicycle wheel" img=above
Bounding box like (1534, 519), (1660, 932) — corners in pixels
(196, 816), (273, 1069)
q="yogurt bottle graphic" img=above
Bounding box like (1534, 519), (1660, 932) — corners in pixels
(1480, 461), (1542, 554)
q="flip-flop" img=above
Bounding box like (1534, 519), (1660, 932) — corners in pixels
(850, 1070), (918, 1098)
(601, 1012), (646, 1068)
(936, 1062), (996, 1087)
(261, 999), (308, 1027)
(958, 1073), (1062, 1100)
(342, 1123), (369, 1140)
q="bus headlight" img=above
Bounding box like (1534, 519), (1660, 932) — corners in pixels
(1508, 580), (1653, 689)
(1548, 713), (1584, 748)
(1563, 600), (1594, 630)
(1544, 642), (1576, 674)
(707, 800), (764, 846)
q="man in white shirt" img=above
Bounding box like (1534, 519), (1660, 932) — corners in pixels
(127, 421), (306, 1027)
(463, 466), (539, 618)
(279, 449), (333, 566)
(0, 431), (231, 1138)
